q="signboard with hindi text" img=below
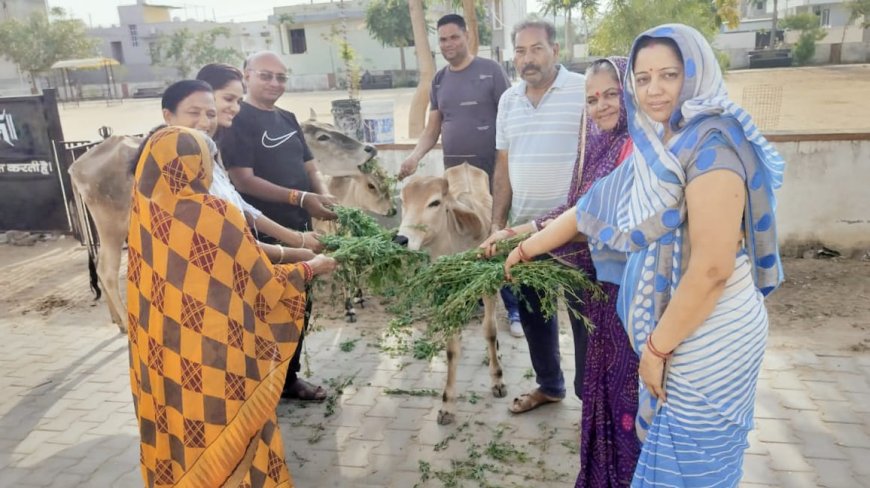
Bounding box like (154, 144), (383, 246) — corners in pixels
(0, 90), (70, 232)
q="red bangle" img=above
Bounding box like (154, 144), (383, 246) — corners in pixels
(288, 189), (301, 206)
(504, 228), (517, 237)
(517, 241), (531, 262)
(646, 334), (671, 360)
(301, 262), (314, 282)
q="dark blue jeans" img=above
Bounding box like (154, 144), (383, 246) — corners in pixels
(500, 287), (521, 322)
(517, 285), (589, 400)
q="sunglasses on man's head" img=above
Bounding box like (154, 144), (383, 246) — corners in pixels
(249, 69), (288, 83)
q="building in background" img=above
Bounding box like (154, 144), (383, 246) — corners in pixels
(716, 0), (869, 68)
(86, 0), (277, 96)
(80, 0), (532, 94)
(488, 0), (527, 68)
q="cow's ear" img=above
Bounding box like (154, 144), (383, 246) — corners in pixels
(451, 201), (487, 239)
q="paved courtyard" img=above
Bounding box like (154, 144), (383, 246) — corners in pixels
(0, 241), (869, 487)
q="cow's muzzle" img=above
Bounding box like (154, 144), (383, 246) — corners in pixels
(392, 234), (409, 247)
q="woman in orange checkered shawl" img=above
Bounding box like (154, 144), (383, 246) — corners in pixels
(127, 126), (312, 487)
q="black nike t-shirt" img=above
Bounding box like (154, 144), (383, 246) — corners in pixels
(221, 102), (314, 231)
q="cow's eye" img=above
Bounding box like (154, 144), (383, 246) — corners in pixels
(428, 200), (441, 208)
(317, 134), (330, 141)
(367, 183), (376, 190)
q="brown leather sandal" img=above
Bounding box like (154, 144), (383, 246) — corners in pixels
(508, 389), (562, 414)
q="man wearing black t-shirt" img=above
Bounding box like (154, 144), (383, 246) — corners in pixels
(222, 51), (336, 401)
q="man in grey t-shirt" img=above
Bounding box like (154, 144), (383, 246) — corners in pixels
(398, 14), (511, 181)
(398, 13), (523, 338)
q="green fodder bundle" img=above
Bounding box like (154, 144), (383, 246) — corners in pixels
(397, 237), (603, 341)
(319, 206), (428, 296)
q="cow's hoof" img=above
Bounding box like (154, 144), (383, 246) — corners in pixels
(437, 410), (455, 425)
(345, 314), (358, 323)
(491, 383), (507, 398)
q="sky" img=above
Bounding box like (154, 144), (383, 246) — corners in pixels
(48, 0), (542, 28)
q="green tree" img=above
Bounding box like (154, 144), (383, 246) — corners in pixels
(150, 27), (242, 79)
(365, 0), (415, 76)
(540, 0), (599, 60)
(442, 0), (492, 54)
(0, 7), (99, 93)
(850, 0), (870, 28)
(780, 13), (827, 65)
(841, 0), (870, 45)
(589, 0), (718, 57)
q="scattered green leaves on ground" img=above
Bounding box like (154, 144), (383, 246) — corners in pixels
(323, 373), (357, 417)
(339, 338), (360, 352)
(384, 388), (440, 397)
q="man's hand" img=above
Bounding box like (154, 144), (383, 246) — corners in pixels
(479, 228), (515, 258)
(398, 156), (419, 181)
(302, 193), (337, 220)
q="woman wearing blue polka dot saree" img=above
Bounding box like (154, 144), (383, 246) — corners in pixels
(504, 24), (785, 487)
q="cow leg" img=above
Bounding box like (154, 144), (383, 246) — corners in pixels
(438, 333), (461, 425)
(97, 230), (126, 332)
(344, 288), (357, 323)
(354, 287), (365, 309)
(90, 206), (129, 332)
(482, 294), (506, 397)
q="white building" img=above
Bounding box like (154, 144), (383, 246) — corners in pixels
(270, 0), (414, 91)
(489, 0), (528, 65)
(86, 0), (278, 94)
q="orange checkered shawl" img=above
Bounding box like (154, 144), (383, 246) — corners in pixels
(127, 126), (304, 488)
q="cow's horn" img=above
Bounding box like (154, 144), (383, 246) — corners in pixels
(309, 108), (317, 121)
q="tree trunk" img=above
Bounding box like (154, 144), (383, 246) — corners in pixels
(771, 0), (779, 49)
(565, 9), (572, 60)
(400, 46), (406, 77)
(463, 0), (479, 55)
(29, 73), (38, 95)
(408, 0), (435, 138)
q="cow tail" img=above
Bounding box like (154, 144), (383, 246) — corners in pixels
(88, 254), (102, 300)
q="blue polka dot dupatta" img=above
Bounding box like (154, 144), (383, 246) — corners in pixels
(574, 23), (786, 443)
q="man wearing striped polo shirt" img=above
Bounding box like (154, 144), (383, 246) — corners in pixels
(490, 20), (587, 414)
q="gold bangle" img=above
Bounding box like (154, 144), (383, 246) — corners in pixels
(277, 246), (285, 264)
(300, 232), (306, 249)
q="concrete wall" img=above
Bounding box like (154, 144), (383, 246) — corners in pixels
(842, 42), (870, 63)
(715, 31), (756, 50)
(374, 133), (870, 255)
(770, 133), (870, 255)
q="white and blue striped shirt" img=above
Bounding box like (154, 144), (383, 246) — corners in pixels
(495, 65), (585, 226)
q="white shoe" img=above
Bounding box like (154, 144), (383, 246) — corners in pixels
(509, 320), (524, 338)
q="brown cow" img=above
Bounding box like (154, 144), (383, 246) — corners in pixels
(70, 122), (392, 332)
(395, 163), (505, 425)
